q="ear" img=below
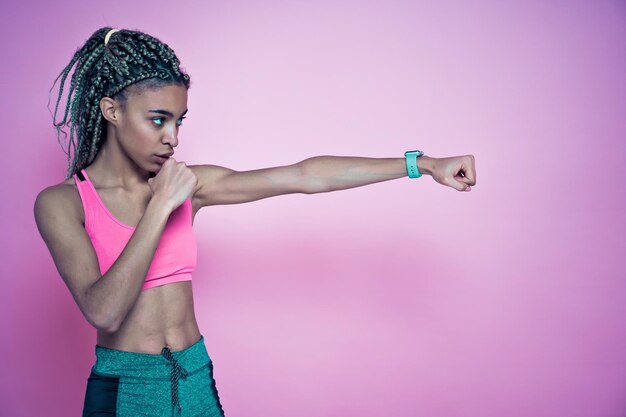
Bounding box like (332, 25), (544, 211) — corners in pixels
(99, 96), (121, 126)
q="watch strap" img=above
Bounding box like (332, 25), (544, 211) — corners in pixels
(404, 150), (423, 178)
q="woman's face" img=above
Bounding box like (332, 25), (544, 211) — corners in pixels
(115, 83), (188, 172)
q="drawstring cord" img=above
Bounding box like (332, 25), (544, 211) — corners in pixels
(161, 346), (189, 416)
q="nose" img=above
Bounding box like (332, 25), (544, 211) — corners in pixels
(163, 124), (179, 148)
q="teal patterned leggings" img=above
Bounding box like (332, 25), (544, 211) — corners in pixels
(82, 335), (225, 416)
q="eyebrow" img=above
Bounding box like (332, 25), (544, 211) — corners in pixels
(147, 109), (188, 118)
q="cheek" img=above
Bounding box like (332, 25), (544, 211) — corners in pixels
(127, 123), (156, 149)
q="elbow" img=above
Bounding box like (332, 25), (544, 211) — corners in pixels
(297, 158), (331, 194)
(97, 315), (120, 333)
(82, 289), (120, 333)
(87, 309), (119, 333)
(300, 178), (329, 195)
(302, 177), (333, 194)
(303, 182), (331, 195)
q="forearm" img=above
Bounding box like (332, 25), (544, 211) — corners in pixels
(298, 155), (434, 193)
(85, 197), (172, 332)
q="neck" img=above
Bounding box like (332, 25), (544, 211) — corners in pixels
(87, 136), (151, 188)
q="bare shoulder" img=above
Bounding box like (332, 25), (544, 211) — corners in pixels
(34, 175), (106, 330)
(187, 164), (233, 209)
(34, 177), (84, 227)
(187, 164), (232, 185)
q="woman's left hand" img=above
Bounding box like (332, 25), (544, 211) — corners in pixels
(429, 155), (476, 192)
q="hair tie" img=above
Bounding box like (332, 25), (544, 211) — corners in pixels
(104, 29), (121, 46)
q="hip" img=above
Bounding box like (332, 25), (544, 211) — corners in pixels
(83, 334), (225, 417)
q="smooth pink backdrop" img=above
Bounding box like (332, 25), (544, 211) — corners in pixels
(1, 1), (625, 416)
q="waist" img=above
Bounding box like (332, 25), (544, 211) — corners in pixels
(93, 334), (210, 379)
(97, 283), (200, 354)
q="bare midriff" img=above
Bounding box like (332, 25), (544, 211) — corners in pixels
(96, 281), (202, 353)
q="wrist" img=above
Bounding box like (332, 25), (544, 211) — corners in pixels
(416, 155), (434, 176)
(147, 195), (175, 217)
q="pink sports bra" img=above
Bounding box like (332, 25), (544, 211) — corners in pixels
(73, 168), (197, 290)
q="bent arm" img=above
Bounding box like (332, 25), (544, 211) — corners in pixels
(191, 155), (435, 207)
(35, 187), (175, 333)
(85, 197), (173, 332)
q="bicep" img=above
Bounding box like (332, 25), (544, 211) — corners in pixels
(34, 188), (103, 327)
(190, 163), (306, 206)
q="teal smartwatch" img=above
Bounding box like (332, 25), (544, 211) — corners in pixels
(404, 150), (424, 178)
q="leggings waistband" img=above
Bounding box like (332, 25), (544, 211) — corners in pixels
(92, 335), (211, 415)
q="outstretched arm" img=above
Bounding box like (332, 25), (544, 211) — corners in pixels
(189, 154), (475, 207)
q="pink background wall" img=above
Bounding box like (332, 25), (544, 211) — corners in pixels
(1, 1), (625, 416)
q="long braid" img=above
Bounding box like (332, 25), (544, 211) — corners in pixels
(48, 27), (191, 180)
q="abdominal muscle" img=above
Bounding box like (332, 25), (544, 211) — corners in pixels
(96, 280), (202, 354)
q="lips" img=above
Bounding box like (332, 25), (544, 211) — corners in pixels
(157, 152), (174, 158)
(154, 154), (169, 164)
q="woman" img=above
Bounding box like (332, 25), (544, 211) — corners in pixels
(34, 27), (476, 417)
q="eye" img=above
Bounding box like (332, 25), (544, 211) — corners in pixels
(151, 117), (165, 126)
(151, 117), (186, 127)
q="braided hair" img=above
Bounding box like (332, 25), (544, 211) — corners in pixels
(48, 27), (191, 180)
